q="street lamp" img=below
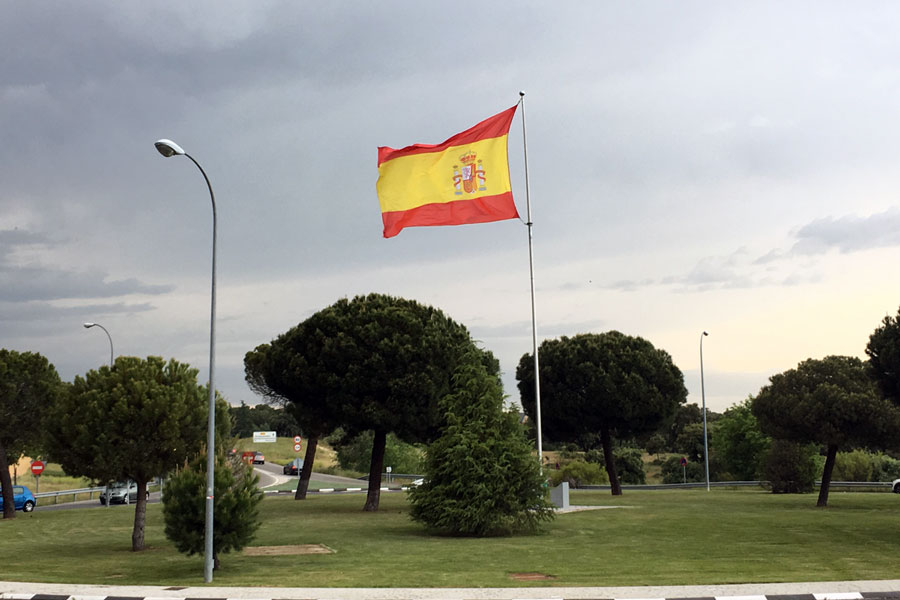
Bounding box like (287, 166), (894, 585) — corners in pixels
(83, 322), (114, 368)
(154, 138), (217, 583)
(700, 331), (710, 492)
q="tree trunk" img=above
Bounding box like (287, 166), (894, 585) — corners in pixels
(364, 429), (386, 511)
(0, 440), (16, 519)
(131, 478), (147, 551)
(295, 434), (319, 500)
(600, 426), (621, 496)
(817, 443), (838, 508)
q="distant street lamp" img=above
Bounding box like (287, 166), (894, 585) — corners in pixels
(83, 322), (114, 368)
(154, 138), (218, 583)
(700, 331), (710, 492)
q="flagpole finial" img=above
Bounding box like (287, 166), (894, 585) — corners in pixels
(519, 91), (525, 97)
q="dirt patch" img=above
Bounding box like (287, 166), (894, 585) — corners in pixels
(509, 572), (556, 581)
(243, 544), (334, 556)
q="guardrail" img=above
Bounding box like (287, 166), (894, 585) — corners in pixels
(579, 480), (894, 491)
(35, 486), (105, 504)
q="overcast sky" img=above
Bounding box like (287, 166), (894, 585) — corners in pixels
(4, 2), (900, 416)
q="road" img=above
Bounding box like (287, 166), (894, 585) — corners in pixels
(31, 462), (371, 512)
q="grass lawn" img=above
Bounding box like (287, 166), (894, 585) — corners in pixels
(0, 489), (897, 587)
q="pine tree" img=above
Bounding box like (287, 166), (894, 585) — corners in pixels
(162, 451), (263, 569)
(409, 356), (553, 536)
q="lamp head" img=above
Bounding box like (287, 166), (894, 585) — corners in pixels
(703, 331), (709, 336)
(154, 139), (185, 157)
(83, 322), (95, 329)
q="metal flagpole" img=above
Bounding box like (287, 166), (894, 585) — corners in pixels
(519, 91), (543, 468)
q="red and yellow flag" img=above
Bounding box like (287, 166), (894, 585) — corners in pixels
(376, 105), (520, 238)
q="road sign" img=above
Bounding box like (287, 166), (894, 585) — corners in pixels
(293, 435), (302, 444)
(293, 443), (302, 452)
(680, 457), (687, 466)
(31, 460), (45, 476)
(253, 431), (277, 443)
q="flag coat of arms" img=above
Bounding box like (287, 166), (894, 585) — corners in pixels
(376, 105), (520, 238)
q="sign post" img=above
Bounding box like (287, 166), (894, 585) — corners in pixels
(680, 457), (687, 484)
(31, 460), (44, 494)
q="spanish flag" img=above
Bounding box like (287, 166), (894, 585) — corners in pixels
(376, 105), (520, 238)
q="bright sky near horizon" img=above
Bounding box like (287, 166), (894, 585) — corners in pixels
(3, 3), (900, 414)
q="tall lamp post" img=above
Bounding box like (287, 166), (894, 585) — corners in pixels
(83, 321), (114, 508)
(154, 138), (217, 583)
(83, 322), (114, 368)
(700, 331), (710, 492)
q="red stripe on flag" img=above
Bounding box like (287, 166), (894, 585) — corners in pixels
(377, 105), (518, 167)
(381, 192), (519, 238)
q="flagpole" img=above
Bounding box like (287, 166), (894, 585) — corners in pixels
(519, 91), (543, 469)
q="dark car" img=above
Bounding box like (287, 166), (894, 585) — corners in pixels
(252, 451), (265, 465)
(283, 458), (304, 475)
(0, 485), (36, 512)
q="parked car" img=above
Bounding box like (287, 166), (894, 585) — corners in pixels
(893, 478), (900, 493)
(283, 458), (304, 475)
(252, 451), (266, 465)
(99, 480), (149, 505)
(0, 485), (36, 512)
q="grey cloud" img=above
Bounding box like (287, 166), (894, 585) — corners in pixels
(754, 208), (900, 264)
(0, 265), (173, 303)
(793, 209), (900, 255)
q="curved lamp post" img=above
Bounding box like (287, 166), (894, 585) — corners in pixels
(700, 331), (710, 492)
(154, 138), (217, 583)
(83, 322), (114, 368)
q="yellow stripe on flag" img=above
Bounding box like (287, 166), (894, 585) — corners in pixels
(376, 134), (511, 214)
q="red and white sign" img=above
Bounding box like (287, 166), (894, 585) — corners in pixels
(293, 443), (302, 452)
(293, 435), (302, 444)
(31, 460), (45, 476)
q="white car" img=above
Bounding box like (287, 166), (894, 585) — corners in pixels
(893, 478), (900, 494)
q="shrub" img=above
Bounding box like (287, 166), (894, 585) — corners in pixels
(585, 447), (645, 484)
(549, 459), (609, 488)
(408, 358), (553, 536)
(762, 440), (818, 494)
(162, 452), (263, 569)
(832, 449), (874, 482)
(660, 455), (704, 483)
(872, 452), (900, 481)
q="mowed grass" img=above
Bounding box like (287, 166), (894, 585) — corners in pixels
(0, 489), (897, 587)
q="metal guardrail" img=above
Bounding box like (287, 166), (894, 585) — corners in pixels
(579, 480), (894, 491)
(34, 486), (105, 504)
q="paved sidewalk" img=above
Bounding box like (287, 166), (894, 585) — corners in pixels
(3, 580), (900, 600)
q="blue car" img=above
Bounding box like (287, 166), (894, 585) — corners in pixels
(0, 485), (36, 512)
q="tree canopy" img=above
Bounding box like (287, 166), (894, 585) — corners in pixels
(752, 355), (900, 506)
(245, 316), (344, 500)
(45, 356), (212, 549)
(866, 306), (900, 410)
(247, 293), (497, 511)
(0, 349), (61, 519)
(517, 331), (687, 495)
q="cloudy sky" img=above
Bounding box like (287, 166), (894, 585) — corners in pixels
(4, 2), (900, 415)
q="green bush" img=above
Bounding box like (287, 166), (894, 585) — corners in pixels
(584, 447), (645, 484)
(408, 358), (553, 536)
(660, 455), (704, 483)
(329, 429), (424, 475)
(832, 449), (874, 482)
(762, 440), (818, 494)
(549, 459), (609, 488)
(872, 452), (900, 481)
(162, 452), (264, 569)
